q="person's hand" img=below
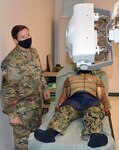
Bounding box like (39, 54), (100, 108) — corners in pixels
(105, 110), (111, 116)
(9, 116), (22, 126)
(55, 105), (60, 111)
(55, 102), (62, 112)
(43, 90), (50, 100)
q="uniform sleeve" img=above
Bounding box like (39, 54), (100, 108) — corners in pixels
(1, 64), (18, 118)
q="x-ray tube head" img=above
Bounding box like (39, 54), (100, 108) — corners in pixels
(66, 3), (114, 70)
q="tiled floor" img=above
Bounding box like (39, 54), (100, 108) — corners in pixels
(110, 97), (119, 150)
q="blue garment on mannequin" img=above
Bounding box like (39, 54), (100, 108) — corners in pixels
(61, 91), (100, 110)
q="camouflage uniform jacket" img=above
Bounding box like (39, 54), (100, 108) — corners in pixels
(1, 46), (48, 118)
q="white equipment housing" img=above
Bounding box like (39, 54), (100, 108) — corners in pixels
(66, 3), (114, 70)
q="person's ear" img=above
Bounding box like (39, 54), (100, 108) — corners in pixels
(14, 39), (18, 44)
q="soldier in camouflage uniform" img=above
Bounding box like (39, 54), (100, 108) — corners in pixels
(1, 25), (50, 150)
(34, 70), (110, 148)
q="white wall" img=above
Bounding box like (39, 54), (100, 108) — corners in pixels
(0, 103), (14, 150)
(0, 1), (55, 149)
(0, 0), (55, 69)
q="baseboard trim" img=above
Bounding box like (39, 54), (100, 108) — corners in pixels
(109, 93), (119, 97)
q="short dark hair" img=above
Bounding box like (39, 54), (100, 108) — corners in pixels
(11, 25), (29, 39)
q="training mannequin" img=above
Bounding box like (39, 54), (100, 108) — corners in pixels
(34, 70), (110, 148)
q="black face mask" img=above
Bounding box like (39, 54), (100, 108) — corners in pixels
(18, 37), (32, 49)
